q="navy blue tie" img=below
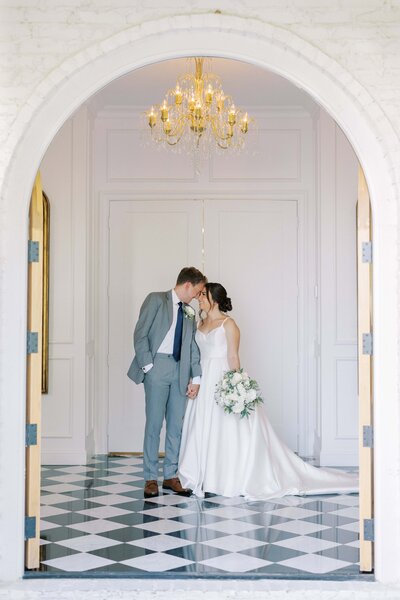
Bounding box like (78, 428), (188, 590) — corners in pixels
(173, 301), (183, 362)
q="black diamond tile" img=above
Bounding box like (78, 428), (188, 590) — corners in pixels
(39, 543), (80, 561)
(116, 499), (154, 512)
(39, 527), (87, 543)
(241, 543), (304, 562)
(99, 527), (158, 543)
(90, 543), (153, 561)
(238, 514), (291, 527)
(166, 543), (227, 561)
(54, 499), (101, 512)
(42, 467), (71, 474)
(111, 489), (145, 500)
(107, 512), (159, 526)
(88, 562), (144, 573)
(251, 562), (301, 575)
(300, 500), (344, 512)
(38, 563), (68, 574)
(325, 563), (360, 576)
(248, 500), (284, 512)
(140, 497), (198, 510)
(316, 544), (360, 563)
(175, 561), (229, 574)
(41, 478), (70, 486)
(307, 528), (359, 544)
(239, 527), (297, 543)
(302, 513), (355, 527)
(199, 500), (231, 510)
(168, 527), (227, 543)
(42, 512), (97, 527)
(170, 512), (225, 526)
(61, 488), (110, 501)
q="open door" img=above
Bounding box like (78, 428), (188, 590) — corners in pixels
(357, 166), (374, 572)
(25, 172), (44, 569)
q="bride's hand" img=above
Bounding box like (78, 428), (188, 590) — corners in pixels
(187, 383), (200, 399)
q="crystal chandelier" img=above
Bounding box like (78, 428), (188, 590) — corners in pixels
(146, 58), (253, 155)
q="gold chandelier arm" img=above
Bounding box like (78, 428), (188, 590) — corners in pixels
(165, 115), (187, 139)
(210, 116), (234, 142)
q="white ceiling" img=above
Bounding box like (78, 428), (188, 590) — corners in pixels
(88, 57), (320, 114)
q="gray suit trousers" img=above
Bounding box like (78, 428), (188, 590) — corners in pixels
(143, 353), (187, 481)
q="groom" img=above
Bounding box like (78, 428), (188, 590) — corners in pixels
(127, 267), (206, 498)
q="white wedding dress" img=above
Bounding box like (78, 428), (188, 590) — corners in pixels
(178, 320), (358, 500)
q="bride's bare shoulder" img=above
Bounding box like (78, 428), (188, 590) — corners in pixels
(223, 316), (239, 333)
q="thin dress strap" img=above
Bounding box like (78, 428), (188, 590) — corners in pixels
(221, 317), (230, 326)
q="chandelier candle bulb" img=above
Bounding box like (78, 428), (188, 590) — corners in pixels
(164, 118), (172, 134)
(174, 86), (183, 105)
(240, 113), (249, 134)
(228, 105), (236, 125)
(148, 107), (156, 128)
(161, 101), (168, 122)
(216, 93), (225, 112)
(188, 95), (196, 112)
(205, 85), (214, 104)
(195, 102), (202, 118)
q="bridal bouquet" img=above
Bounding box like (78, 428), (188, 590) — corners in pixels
(215, 368), (263, 419)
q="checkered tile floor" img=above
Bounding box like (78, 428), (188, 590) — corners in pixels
(36, 456), (362, 577)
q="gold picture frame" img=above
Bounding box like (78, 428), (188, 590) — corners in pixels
(41, 191), (50, 394)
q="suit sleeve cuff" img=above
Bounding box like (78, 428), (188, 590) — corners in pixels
(142, 363), (153, 373)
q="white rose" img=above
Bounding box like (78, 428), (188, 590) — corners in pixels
(236, 383), (246, 396)
(246, 389), (257, 402)
(222, 379), (228, 390)
(231, 372), (242, 385)
(232, 401), (244, 414)
(184, 305), (196, 319)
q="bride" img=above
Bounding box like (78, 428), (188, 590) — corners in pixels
(178, 282), (358, 500)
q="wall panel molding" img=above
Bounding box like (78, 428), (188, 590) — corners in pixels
(210, 129), (301, 182)
(106, 129), (197, 183)
(319, 111), (358, 466)
(40, 106), (90, 465)
(42, 358), (73, 439)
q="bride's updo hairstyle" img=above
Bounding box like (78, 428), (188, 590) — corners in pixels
(206, 283), (233, 312)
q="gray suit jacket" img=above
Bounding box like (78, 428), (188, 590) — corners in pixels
(127, 290), (201, 396)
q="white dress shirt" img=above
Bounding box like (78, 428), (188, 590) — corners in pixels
(143, 289), (200, 385)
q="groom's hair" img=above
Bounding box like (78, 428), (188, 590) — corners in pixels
(176, 267), (207, 286)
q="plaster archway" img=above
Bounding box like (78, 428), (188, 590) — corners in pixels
(0, 14), (399, 584)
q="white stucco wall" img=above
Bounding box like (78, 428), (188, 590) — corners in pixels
(1, 1), (400, 596)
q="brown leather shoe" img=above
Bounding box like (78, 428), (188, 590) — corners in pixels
(144, 479), (159, 498)
(162, 477), (192, 497)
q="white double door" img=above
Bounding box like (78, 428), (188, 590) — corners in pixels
(108, 198), (299, 453)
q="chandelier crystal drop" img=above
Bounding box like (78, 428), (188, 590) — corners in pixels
(146, 58), (253, 156)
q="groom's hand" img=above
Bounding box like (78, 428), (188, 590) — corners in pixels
(186, 383), (200, 399)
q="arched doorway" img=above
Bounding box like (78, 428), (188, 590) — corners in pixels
(1, 15), (398, 583)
